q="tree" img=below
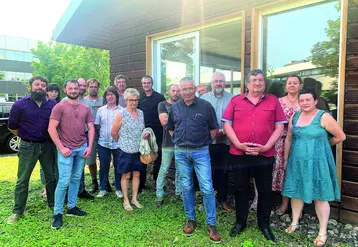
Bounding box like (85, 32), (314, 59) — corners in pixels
(31, 41), (110, 96)
(0, 71), (4, 80)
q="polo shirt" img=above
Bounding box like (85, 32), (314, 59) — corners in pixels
(139, 90), (165, 127)
(222, 93), (286, 157)
(167, 97), (219, 148)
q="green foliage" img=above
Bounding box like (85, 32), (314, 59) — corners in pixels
(0, 71), (4, 80)
(30, 41), (110, 96)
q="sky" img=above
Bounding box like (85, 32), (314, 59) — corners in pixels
(0, 0), (72, 42)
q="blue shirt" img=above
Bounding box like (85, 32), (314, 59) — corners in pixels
(8, 95), (57, 141)
(167, 97), (219, 148)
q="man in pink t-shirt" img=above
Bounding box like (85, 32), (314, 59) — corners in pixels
(48, 80), (95, 230)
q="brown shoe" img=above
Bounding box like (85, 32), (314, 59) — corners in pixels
(183, 220), (196, 236)
(221, 201), (233, 212)
(208, 225), (221, 243)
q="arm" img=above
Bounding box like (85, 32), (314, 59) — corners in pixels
(48, 119), (72, 157)
(159, 113), (168, 127)
(111, 112), (122, 141)
(254, 123), (284, 153)
(284, 117), (293, 163)
(169, 130), (174, 136)
(83, 122), (95, 158)
(210, 129), (218, 140)
(95, 124), (100, 132)
(9, 129), (18, 136)
(8, 102), (21, 136)
(321, 112), (346, 146)
(224, 122), (247, 151)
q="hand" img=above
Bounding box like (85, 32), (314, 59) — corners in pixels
(82, 147), (92, 159)
(142, 132), (150, 140)
(236, 142), (255, 152)
(60, 147), (72, 157)
(250, 143), (270, 153)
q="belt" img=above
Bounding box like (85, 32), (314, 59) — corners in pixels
(176, 145), (208, 150)
(21, 138), (48, 144)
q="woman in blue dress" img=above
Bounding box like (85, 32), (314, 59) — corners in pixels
(282, 90), (345, 246)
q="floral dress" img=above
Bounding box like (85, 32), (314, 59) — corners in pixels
(272, 97), (300, 191)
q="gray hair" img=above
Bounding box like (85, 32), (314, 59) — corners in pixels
(212, 72), (226, 82)
(245, 69), (266, 87)
(124, 88), (140, 100)
(180, 77), (194, 83)
(114, 75), (128, 85)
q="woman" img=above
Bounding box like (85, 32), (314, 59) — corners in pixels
(95, 86), (123, 198)
(272, 75), (301, 215)
(282, 90), (345, 247)
(111, 88), (148, 211)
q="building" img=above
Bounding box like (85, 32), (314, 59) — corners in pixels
(53, 0), (357, 223)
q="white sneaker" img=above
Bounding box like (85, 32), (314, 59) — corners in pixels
(96, 190), (107, 198)
(115, 190), (123, 198)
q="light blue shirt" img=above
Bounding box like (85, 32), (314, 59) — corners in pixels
(95, 105), (122, 149)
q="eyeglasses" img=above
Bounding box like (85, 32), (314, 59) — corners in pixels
(89, 86), (98, 89)
(127, 99), (139, 102)
(213, 80), (225, 83)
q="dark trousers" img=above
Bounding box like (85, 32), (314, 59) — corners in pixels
(13, 140), (57, 214)
(231, 154), (274, 229)
(139, 125), (163, 191)
(209, 143), (230, 203)
(97, 144), (121, 191)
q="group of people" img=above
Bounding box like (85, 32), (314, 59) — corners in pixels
(6, 69), (345, 246)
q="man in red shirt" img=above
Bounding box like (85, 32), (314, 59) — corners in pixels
(222, 69), (286, 242)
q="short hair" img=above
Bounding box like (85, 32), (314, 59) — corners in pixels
(114, 75), (128, 85)
(87, 78), (100, 88)
(168, 84), (179, 90)
(299, 89), (317, 100)
(197, 83), (209, 88)
(180, 77), (195, 83)
(245, 69), (266, 86)
(141, 75), (153, 83)
(103, 86), (119, 106)
(124, 88), (140, 100)
(29, 76), (48, 86)
(64, 80), (79, 88)
(212, 72), (226, 82)
(46, 83), (61, 102)
(286, 74), (302, 84)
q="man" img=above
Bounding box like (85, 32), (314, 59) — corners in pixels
(7, 76), (57, 224)
(197, 83), (210, 97)
(201, 72), (233, 212)
(138, 75), (165, 192)
(113, 74), (127, 107)
(155, 84), (181, 207)
(167, 77), (221, 243)
(48, 80), (95, 230)
(222, 69), (286, 242)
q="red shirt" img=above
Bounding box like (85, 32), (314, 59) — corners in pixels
(222, 94), (286, 157)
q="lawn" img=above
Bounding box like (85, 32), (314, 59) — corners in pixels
(0, 155), (349, 247)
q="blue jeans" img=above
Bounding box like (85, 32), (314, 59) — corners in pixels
(156, 147), (181, 198)
(175, 146), (216, 226)
(54, 144), (87, 214)
(97, 144), (121, 191)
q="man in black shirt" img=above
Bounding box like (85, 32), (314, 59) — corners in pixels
(138, 75), (166, 192)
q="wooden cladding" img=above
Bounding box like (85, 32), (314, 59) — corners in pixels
(343, 150), (358, 167)
(342, 180), (358, 197)
(345, 72), (358, 89)
(343, 135), (358, 151)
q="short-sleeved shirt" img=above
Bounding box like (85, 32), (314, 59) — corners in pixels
(222, 93), (287, 157)
(158, 100), (174, 148)
(50, 100), (93, 149)
(167, 97), (219, 148)
(84, 96), (104, 122)
(139, 90), (166, 127)
(201, 91), (233, 145)
(8, 95), (56, 141)
(95, 105), (122, 149)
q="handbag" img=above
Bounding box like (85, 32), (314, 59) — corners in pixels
(140, 151), (158, 165)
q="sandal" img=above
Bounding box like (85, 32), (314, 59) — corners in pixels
(285, 224), (299, 234)
(313, 233), (327, 247)
(131, 200), (144, 209)
(123, 202), (133, 212)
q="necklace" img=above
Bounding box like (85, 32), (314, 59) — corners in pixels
(287, 95), (298, 104)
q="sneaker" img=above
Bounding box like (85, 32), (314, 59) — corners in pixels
(115, 190), (123, 198)
(90, 180), (99, 193)
(7, 214), (21, 224)
(155, 197), (164, 207)
(96, 190), (107, 198)
(78, 190), (94, 200)
(183, 220), (196, 236)
(208, 225), (221, 243)
(51, 214), (63, 230)
(66, 206), (87, 217)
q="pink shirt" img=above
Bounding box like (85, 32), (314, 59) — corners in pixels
(222, 94), (287, 157)
(50, 100), (93, 149)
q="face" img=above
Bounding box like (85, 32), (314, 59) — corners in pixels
(64, 82), (80, 100)
(211, 74), (225, 94)
(299, 93), (317, 112)
(197, 86), (209, 96)
(106, 91), (117, 105)
(115, 78), (127, 92)
(168, 85), (180, 102)
(180, 80), (196, 102)
(247, 74), (265, 94)
(31, 79), (46, 93)
(142, 78), (153, 92)
(286, 77), (301, 94)
(78, 78), (87, 96)
(88, 82), (99, 97)
(126, 94), (139, 109)
(47, 90), (59, 100)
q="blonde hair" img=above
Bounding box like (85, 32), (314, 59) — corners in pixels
(124, 88), (140, 100)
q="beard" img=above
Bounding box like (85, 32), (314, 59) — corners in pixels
(170, 95), (180, 102)
(31, 90), (46, 101)
(79, 89), (86, 96)
(66, 93), (79, 99)
(213, 87), (224, 94)
(89, 91), (98, 97)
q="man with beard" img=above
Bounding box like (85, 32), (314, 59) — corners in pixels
(7, 76), (57, 224)
(155, 84), (181, 207)
(48, 80), (95, 229)
(201, 72), (233, 212)
(113, 74), (127, 107)
(138, 75), (165, 192)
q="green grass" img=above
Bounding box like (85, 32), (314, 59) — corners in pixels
(0, 155), (349, 246)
